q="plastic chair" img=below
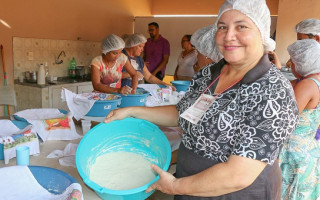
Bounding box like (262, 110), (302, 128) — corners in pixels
(0, 85), (17, 117)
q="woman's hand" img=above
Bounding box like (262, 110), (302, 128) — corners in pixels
(145, 164), (177, 195)
(166, 84), (177, 91)
(105, 107), (132, 123)
(119, 85), (132, 95)
(131, 88), (136, 94)
(268, 51), (282, 69)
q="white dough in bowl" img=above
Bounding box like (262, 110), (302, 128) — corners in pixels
(89, 151), (156, 190)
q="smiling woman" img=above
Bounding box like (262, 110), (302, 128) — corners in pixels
(104, 0), (299, 199)
(215, 10), (264, 67)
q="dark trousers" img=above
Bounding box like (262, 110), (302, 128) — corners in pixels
(155, 71), (164, 81)
(146, 71), (164, 83)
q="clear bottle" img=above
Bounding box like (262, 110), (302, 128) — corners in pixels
(69, 57), (77, 78)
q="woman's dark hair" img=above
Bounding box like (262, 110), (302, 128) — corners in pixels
(148, 22), (159, 28)
(184, 35), (192, 41)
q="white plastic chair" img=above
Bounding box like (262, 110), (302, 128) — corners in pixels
(0, 85), (17, 117)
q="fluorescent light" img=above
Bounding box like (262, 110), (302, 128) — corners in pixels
(154, 15), (217, 17)
(0, 19), (11, 29)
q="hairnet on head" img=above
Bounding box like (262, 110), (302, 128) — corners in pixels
(101, 34), (125, 55)
(191, 25), (222, 62)
(124, 34), (147, 48)
(295, 18), (320, 36)
(210, 0), (276, 60)
(287, 39), (320, 77)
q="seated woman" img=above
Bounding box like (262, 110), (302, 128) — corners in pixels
(121, 33), (175, 90)
(174, 35), (198, 81)
(91, 34), (138, 95)
(280, 39), (320, 200)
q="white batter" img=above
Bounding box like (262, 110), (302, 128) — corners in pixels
(89, 151), (156, 190)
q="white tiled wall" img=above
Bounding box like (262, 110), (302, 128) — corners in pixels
(13, 37), (101, 79)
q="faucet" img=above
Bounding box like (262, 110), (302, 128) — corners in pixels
(55, 51), (66, 64)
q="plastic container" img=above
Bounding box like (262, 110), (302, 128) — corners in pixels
(28, 166), (78, 194)
(16, 146), (30, 165)
(170, 80), (191, 92)
(76, 118), (171, 200)
(37, 64), (46, 85)
(86, 96), (122, 117)
(118, 88), (150, 108)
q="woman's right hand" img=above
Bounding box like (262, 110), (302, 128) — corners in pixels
(105, 107), (132, 123)
(118, 85), (132, 95)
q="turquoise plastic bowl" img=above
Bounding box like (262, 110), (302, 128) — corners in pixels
(118, 88), (150, 108)
(76, 118), (171, 200)
(29, 166), (78, 194)
(170, 80), (191, 92)
(86, 96), (122, 117)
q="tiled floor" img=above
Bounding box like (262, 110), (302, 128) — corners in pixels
(0, 124), (176, 200)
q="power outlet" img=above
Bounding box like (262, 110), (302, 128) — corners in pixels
(27, 51), (33, 61)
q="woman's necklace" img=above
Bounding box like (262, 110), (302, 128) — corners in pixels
(202, 66), (242, 99)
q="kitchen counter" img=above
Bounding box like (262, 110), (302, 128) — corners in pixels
(15, 77), (92, 88)
(14, 78), (94, 111)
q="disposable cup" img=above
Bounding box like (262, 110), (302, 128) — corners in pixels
(82, 119), (91, 135)
(16, 146), (30, 165)
(19, 76), (24, 83)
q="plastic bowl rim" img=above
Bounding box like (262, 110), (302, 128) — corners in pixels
(75, 118), (172, 196)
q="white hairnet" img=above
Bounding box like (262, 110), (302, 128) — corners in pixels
(287, 39), (320, 77)
(295, 18), (320, 36)
(124, 33), (147, 48)
(191, 25), (222, 62)
(209, 0), (276, 60)
(101, 34), (125, 55)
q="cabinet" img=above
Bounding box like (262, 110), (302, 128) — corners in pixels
(49, 82), (93, 111)
(49, 85), (77, 111)
(15, 81), (93, 111)
(78, 84), (94, 94)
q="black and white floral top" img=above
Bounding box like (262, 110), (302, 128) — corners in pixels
(177, 55), (299, 165)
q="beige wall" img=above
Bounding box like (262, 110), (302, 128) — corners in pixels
(2, 0), (319, 84)
(276, 0), (320, 65)
(0, 0), (152, 85)
(151, 0), (279, 15)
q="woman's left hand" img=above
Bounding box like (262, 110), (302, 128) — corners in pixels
(145, 164), (177, 195)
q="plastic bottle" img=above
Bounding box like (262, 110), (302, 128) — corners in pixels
(37, 64), (46, 85)
(69, 57), (77, 78)
(44, 62), (49, 82)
